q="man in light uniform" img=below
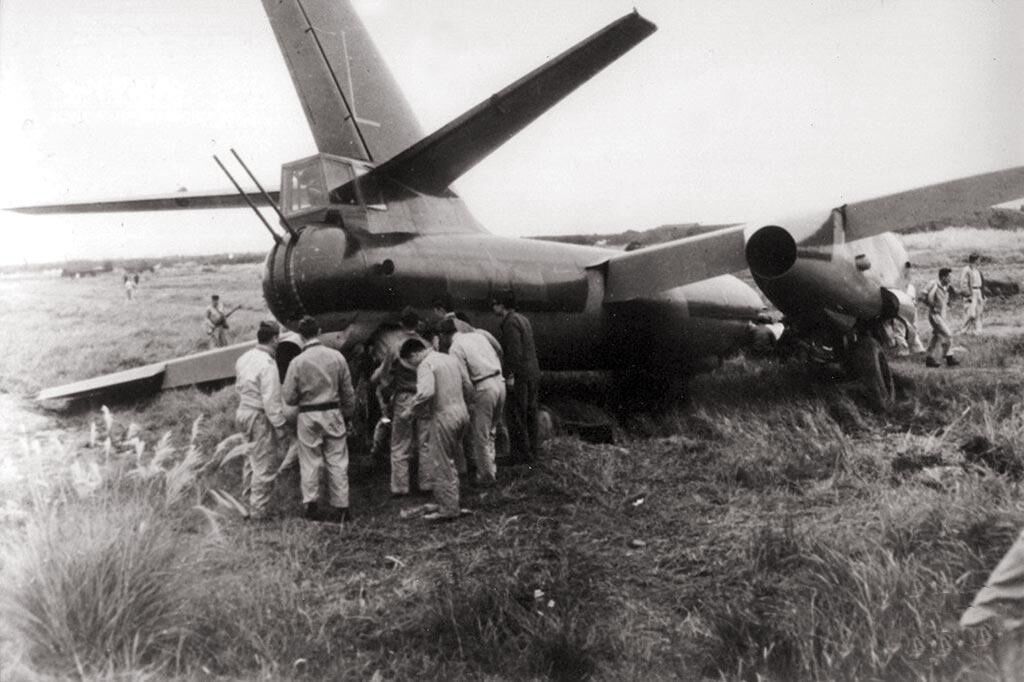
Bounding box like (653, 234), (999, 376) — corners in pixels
(371, 308), (430, 496)
(925, 267), (960, 368)
(959, 253), (985, 335)
(205, 294), (229, 348)
(234, 321), (290, 519)
(439, 318), (505, 487)
(400, 337), (473, 522)
(283, 316), (357, 523)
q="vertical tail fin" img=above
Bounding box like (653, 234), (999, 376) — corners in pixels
(261, 0), (424, 162)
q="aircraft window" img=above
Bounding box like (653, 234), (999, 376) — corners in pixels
(284, 161), (328, 215)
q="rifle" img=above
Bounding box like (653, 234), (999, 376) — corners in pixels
(209, 304), (243, 331)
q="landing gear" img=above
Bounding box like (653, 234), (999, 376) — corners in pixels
(847, 335), (895, 412)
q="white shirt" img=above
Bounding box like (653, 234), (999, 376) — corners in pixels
(449, 331), (502, 384)
(235, 345), (287, 428)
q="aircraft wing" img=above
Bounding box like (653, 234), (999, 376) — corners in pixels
(599, 165), (1024, 302)
(7, 191), (279, 215)
(37, 342), (255, 402)
(341, 11), (657, 200)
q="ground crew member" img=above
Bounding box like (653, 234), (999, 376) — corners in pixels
(959, 253), (985, 334)
(400, 336), (473, 522)
(234, 321), (290, 520)
(440, 318), (505, 487)
(491, 291), (541, 464)
(371, 308), (431, 496)
(205, 294), (229, 347)
(283, 316), (357, 523)
(892, 261), (926, 356)
(123, 275), (136, 301)
(925, 268), (960, 368)
(431, 297), (503, 358)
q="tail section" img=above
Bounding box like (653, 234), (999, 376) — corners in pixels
(261, 0), (424, 162)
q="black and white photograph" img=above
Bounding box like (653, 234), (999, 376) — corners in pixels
(1, 1), (1024, 678)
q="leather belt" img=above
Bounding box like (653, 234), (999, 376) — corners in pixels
(298, 401), (340, 413)
(472, 371), (501, 386)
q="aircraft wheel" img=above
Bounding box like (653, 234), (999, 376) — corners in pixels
(850, 336), (895, 412)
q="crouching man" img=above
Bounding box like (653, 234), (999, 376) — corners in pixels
(400, 337), (473, 522)
(283, 316), (357, 523)
(234, 320), (291, 520)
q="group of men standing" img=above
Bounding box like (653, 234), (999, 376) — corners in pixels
(231, 291), (540, 525)
(234, 316), (355, 522)
(921, 253), (986, 368)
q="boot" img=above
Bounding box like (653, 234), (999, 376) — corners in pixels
(946, 355), (961, 367)
(303, 502), (320, 521)
(324, 506), (350, 524)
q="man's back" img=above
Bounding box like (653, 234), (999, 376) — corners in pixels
(450, 331), (502, 382)
(235, 347), (285, 424)
(417, 351), (471, 416)
(284, 343), (355, 415)
(499, 311), (540, 380)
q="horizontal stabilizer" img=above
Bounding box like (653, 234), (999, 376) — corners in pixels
(600, 225), (748, 302)
(37, 341), (255, 402)
(341, 11), (656, 201)
(8, 191), (280, 215)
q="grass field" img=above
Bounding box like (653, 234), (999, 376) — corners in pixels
(2, 231), (1024, 680)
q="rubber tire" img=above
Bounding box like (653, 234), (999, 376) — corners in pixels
(849, 336), (895, 412)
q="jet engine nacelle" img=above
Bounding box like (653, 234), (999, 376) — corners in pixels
(744, 222), (902, 329)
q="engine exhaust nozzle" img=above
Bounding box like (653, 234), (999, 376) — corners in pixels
(745, 225), (797, 279)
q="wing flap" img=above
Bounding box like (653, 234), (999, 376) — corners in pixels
(600, 225), (748, 302)
(340, 11), (657, 201)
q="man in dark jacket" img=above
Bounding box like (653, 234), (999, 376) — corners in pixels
(491, 291), (540, 464)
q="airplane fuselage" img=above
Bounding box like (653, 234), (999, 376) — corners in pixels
(263, 224), (766, 372)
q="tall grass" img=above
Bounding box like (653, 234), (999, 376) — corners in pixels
(0, 409), (249, 677)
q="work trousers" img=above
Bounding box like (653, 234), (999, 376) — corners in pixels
(390, 392), (432, 494)
(296, 410), (349, 508)
(927, 312), (953, 363)
(505, 375), (540, 463)
(962, 290), (984, 334)
(424, 407), (468, 518)
(468, 377), (506, 484)
(236, 407), (280, 517)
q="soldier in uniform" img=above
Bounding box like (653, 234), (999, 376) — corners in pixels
(400, 337), (473, 522)
(959, 253), (985, 334)
(205, 294), (229, 347)
(283, 316), (357, 522)
(234, 321), (290, 519)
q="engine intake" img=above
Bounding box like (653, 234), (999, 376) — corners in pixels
(745, 225), (797, 279)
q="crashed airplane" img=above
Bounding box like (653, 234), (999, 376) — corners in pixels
(10, 0), (1024, 417)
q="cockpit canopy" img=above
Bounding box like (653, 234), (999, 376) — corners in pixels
(281, 154), (378, 218)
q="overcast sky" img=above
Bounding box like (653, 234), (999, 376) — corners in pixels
(1, 0), (1022, 265)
